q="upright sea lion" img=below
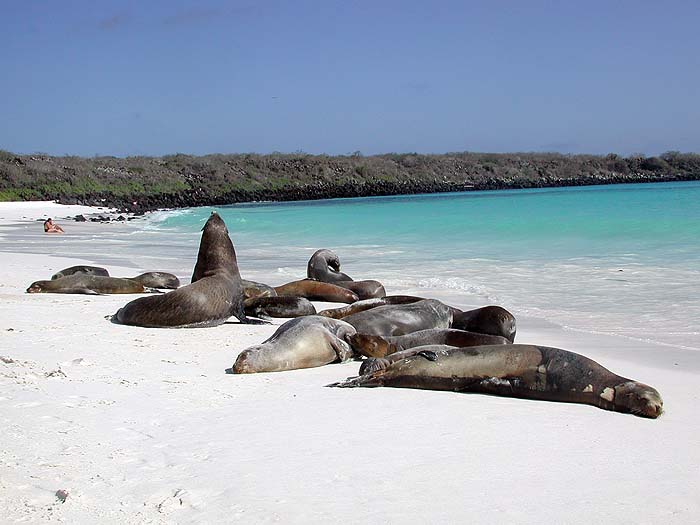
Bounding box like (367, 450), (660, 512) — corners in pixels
(51, 265), (110, 280)
(348, 328), (510, 358)
(343, 299), (453, 337)
(244, 296), (316, 319)
(318, 295), (425, 319)
(307, 249), (353, 283)
(451, 306), (516, 342)
(331, 344), (663, 418)
(242, 279), (277, 300)
(274, 279), (359, 304)
(129, 272), (180, 289)
(114, 212), (250, 328)
(27, 275), (146, 295)
(334, 280), (386, 300)
(231, 316), (357, 374)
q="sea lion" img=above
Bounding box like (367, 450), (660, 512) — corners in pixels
(129, 272), (180, 289)
(307, 249), (352, 283)
(348, 328), (510, 359)
(27, 275), (146, 295)
(274, 279), (359, 304)
(451, 306), (517, 342)
(114, 212), (251, 328)
(51, 265), (110, 280)
(318, 295), (425, 319)
(331, 344), (663, 418)
(242, 279), (277, 300)
(231, 316), (357, 374)
(244, 296), (316, 319)
(343, 299), (453, 337)
(334, 280), (386, 300)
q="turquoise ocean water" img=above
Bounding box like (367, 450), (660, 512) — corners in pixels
(5, 181), (699, 350)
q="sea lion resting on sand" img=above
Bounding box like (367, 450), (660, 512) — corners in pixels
(333, 280), (386, 300)
(307, 249), (352, 283)
(348, 328), (510, 359)
(244, 296), (316, 319)
(51, 266), (180, 289)
(232, 316), (357, 373)
(275, 279), (359, 304)
(114, 212), (252, 328)
(27, 275), (148, 295)
(318, 296), (426, 319)
(342, 299), (453, 337)
(51, 265), (110, 279)
(452, 305), (516, 342)
(331, 344), (663, 418)
(242, 279), (277, 300)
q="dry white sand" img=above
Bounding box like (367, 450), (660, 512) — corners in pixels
(1, 202), (698, 524)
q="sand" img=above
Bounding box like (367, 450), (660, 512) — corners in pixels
(0, 202), (698, 524)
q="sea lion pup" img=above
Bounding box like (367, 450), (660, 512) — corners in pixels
(27, 275), (146, 295)
(242, 279), (277, 300)
(348, 328), (510, 359)
(244, 296), (316, 319)
(307, 249), (353, 283)
(451, 306), (517, 342)
(232, 316), (357, 374)
(334, 280), (386, 300)
(51, 265), (110, 279)
(331, 344), (664, 418)
(128, 272), (180, 289)
(343, 299), (453, 337)
(274, 279), (359, 304)
(115, 212), (250, 328)
(318, 295), (425, 319)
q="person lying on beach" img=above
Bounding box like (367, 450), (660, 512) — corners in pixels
(43, 218), (64, 233)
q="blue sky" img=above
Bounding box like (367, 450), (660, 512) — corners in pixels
(2, 0), (698, 157)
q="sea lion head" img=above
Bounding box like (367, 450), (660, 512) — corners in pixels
(359, 357), (391, 375)
(26, 280), (48, 293)
(347, 333), (395, 358)
(613, 381), (663, 418)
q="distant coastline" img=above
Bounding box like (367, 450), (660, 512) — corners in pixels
(1, 149), (698, 213)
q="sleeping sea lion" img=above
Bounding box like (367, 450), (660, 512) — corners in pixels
(307, 249), (352, 283)
(114, 212), (251, 328)
(51, 265), (110, 279)
(331, 344), (663, 418)
(342, 299), (453, 337)
(318, 295), (425, 319)
(334, 280), (386, 300)
(244, 296), (316, 319)
(27, 275), (146, 295)
(129, 272), (180, 289)
(231, 316), (357, 373)
(274, 279), (359, 304)
(242, 279), (277, 300)
(451, 306), (517, 342)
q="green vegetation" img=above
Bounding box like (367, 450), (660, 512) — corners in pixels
(1, 150), (698, 211)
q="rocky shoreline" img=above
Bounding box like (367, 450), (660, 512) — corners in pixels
(2, 150), (698, 213)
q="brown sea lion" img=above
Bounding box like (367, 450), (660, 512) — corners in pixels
(331, 344), (663, 418)
(307, 249), (353, 283)
(242, 279), (277, 300)
(318, 295), (425, 319)
(244, 296), (316, 319)
(51, 265), (110, 280)
(27, 275), (146, 295)
(342, 299), (453, 337)
(129, 272), (180, 289)
(274, 279), (359, 304)
(114, 212), (252, 328)
(231, 316), (357, 374)
(334, 280), (386, 300)
(348, 328), (510, 359)
(451, 306), (516, 342)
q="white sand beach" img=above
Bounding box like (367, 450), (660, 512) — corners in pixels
(1, 202), (698, 524)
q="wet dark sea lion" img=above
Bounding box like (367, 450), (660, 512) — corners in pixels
(27, 275), (146, 295)
(129, 272), (180, 289)
(242, 279), (277, 300)
(349, 328), (510, 358)
(334, 280), (386, 300)
(232, 316), (357, 374)
(331, 344), (663, 418)
(244, 296), (316, 319)
(51, 265), (110, 279)
(115, 212), (250, 328)
(343, 299), (453, 337)
(307, 249), (352, 283)
(274, 279), (359, 303)
(452, 306), (517, 342)
(318, 296), (425, 319)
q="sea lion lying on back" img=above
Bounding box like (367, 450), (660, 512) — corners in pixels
(451, 306), (516, 342)
(307, 249), (353, 283)
(114, 212), (252, 328)
(331, 344), (664, 418)
(27, 275), (147, 295)
(274, 279), (359, 303)
(342, 299), (453, 337)
(231, 316), (357, 374)
(348, 328), (510, 358)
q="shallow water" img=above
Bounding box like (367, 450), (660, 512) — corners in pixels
(3, 181), (699, 350)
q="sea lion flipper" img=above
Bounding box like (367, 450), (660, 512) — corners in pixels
(417, 350), (438, 361)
